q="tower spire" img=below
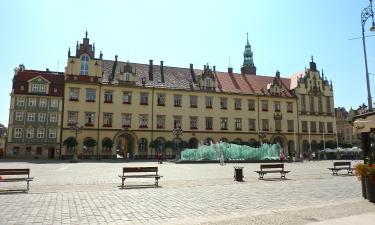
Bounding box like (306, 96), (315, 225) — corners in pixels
(85, 30), (88, 38)
(241, 33), (256, 75)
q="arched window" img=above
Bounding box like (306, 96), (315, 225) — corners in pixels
(80, 55), (89, 75)
(205, 77), (212, 87)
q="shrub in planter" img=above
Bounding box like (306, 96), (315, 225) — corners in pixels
(354, 163), (369, 199)
(366, 165), (375, 203)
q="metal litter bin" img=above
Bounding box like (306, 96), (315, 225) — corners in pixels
(234, 166), (244, 182)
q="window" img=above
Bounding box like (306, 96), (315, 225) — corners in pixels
(190, 96), (197, 107)
(86, 89), (96, 102)
(69, 88), (79, 101)
(309, 95), (315, 112)
(248, 99), (255, 111)
(14, 128), (22, 138)
(50, 114), (57, 123)
(156, 115), (165, 129)
(205, 96), (213, 108)
(275, 120), (281, 132)
(248, 119), (256, 131)
(287, 120), (294, 132)
(326, 96), (331, 113)
(235, 118), (242, 130)
(27, 113), (35, 122)
(38, 113), (46, 122)
(31, 83), (46, 93)
(26, 128), (34, 138)
(301, 95), (306, 112)
(204, 77), (212, 89)
(124, 73), (130, 81)
(48, 128), (56, 139)
(234, 99), (241, 110)
(15, 112), (24, 121)
(16, 97), (25, 106)
(261, 100), (268, 111)
(139, 114), (148, 128)
(262, 119), (269, 131)
(28, 98), (36, 107)
(36, 147), (42, 155)
(39, 98), (47, 107)
(174, 95), (182, 107)
(274, 101), (281, 112)
(319, 122), (325, 133)
(205, 117), (213, 130)
(173, 116), (182, 128)
(220, 118), (228, 130)
(123, 92), (132, 104)
(37, 128), (45, 139)
(140, 93), (149, 105)
(139, 138), (147, 152)
(80, 55), (89, 75)
(68, 111), (78, 124)
(104, 91), (113, 103)
(302, 121), (308, 132)
(122, 114), (131, 127)
(327, 122), (333, 133)
(50, 99), (58, 108)
(190, 117), (198, 129)
(287, 102), (293, 113)
(220, 98), (227, 109)
(103, 113), (113, 127)
(318, 96), (323, 113)
(310, 121), (317, 133)
(84, 112), (95, 126)
(157, 94), (165, 106)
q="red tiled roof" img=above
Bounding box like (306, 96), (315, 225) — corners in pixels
(13, 70), (64, 97)
(101, 60), (297, 97)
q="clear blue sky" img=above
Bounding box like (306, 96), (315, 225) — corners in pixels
(0, 0), (374, 126)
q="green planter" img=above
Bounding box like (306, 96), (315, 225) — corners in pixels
(365, 176), (375, 203)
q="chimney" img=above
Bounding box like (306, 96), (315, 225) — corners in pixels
(204, 65), (207, 70)
(46, 68), (50, 72)
(115, 55), (118, 62)
(276, 70), (280, 78)
(149, 59), (153, 81)
(190, 63), (196, 83)
(100, 51), (103, 60)
(228, 67), (233, 75)
(213, 66), (216, 72)
(160, 61), (164, 83)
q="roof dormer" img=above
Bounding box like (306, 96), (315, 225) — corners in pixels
(198, 64), (216, 91)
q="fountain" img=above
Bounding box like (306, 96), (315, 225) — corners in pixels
(180, 141), (281, 161)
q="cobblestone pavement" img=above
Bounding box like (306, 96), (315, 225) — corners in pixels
(0, 160), (374, 225)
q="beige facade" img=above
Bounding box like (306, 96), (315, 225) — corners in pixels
(60, 34), (337, 159)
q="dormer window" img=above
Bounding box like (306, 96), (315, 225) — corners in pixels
(124, 73), (130, 81)
(31, 83), (46, 93)
(80, 55), (89, 75)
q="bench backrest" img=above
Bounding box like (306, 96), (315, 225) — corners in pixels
(0, 169), (30, 176)
(260, 164), (284, 171)
(122, 167), (158, 174)
(333, 162), (351, 167)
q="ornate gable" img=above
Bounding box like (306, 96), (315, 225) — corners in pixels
(198, 65), (216, 91)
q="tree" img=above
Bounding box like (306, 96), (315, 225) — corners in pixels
(83, 137), (97, 148)
(102, 138), (113, 151)
(63, 137), (77, 148)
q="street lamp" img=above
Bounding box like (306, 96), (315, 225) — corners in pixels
(361, 0), (375, 111)
(172, 126), (183, 160)
(258, 131), (267, 145)
(68, 120), (83, 161)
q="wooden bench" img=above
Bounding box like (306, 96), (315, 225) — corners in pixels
(254, 164), (290, 179)
(118, 167), (162, 188)
(327, 162), (353, 175)
(0, 169), (33, 192)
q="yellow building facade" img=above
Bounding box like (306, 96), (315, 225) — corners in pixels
(61, 33), (336, 159)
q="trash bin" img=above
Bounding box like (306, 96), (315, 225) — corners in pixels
(234, 166), (244, 182)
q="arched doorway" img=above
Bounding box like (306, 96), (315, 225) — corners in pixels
(233, 138), (242, 145)
(115, 133), (135, 158)
(302, 140), (310, 154)
(271, 136), (285, 148)
(155, 137), (166, 155)
(220, 138), (229, 143)
(249, 138), (258, 147)
(188, 138), (198, 148)
(204, 137), (213, 145)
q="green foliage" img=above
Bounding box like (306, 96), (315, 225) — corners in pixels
(165, 141), (174, 148)
(83, 137), (97, 147)
(63, 137), (77, 147)
(102, 138), (113, 148)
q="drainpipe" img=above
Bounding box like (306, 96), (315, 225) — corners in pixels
(96, 83), (102, 160)
(59, 95), (65, 160)
(151, 86), (154, 158)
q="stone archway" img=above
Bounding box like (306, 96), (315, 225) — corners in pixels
(188, 138), (199, 149)
(114, 132), (137, 158)
(287, 140), (295, 157)
(271, 135), (286, 148)
(302, 140), (310, 154)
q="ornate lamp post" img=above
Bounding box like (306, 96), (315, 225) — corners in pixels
(172, 126), (183, 160)
(68, 120), (83, 161)
(258, 131), (267, 145)
(361, 0), (375, 111)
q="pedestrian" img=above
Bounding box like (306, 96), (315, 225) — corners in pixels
(157, 151), (162, 164)
(126, 152), (130, 161)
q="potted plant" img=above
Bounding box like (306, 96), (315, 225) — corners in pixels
(365, 165), (375, 202)
(354, 163), (369, 199)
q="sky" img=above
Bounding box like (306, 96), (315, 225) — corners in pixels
(0, 0), (374, 126)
